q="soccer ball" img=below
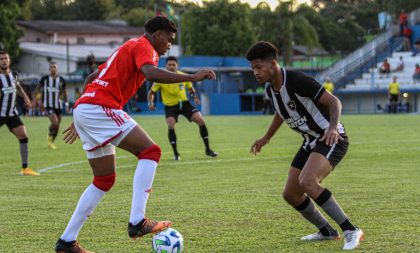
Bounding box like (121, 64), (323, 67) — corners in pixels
(152, 228), (184, 253)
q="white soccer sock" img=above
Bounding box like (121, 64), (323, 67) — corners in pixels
(129, 159), (157, 225)
(60, 184), (106, 242)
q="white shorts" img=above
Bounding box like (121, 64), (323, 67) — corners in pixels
(73, 104), (137, 158)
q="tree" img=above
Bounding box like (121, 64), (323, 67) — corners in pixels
(123, 7), (154, 27)
(181, 0), (255, 56)
(0, 1), (23, 63)
(271, 1), (319, 65)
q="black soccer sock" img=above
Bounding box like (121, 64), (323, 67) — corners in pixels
(199, 124), (210, 151)
(51, 128), (59, 142)
(315, 188), (356, 231)
(168, 128), (179, 155)
(19, 138), (29, 168)
(294, 196), (330, 231)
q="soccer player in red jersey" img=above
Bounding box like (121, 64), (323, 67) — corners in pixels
(55, 16), (216, 253)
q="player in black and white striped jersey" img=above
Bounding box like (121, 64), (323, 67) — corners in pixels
(246, 42), (363, 250)
(0, 51), (39, 176)
(34, 62), (67, 149)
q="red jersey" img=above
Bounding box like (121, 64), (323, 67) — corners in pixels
(75, 36), (158, 109)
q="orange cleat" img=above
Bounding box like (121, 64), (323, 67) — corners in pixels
(128, 218), (172, 239)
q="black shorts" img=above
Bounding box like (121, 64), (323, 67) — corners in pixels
(46, 107), (62, 116)
(291, 135), (349, 170)
(389, 94), (399, 102)
(164, 101), (198, 122)
(0, 116), (24, 131)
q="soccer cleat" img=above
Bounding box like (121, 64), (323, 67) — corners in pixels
(20, 168), (40, 176)
(205, 149), (218, 157)
(173, 154), (181, 161)
(48, 142), (57, 149)
(55, 238), (94, 253)
(128, 218), (172, 239)
(301, 231), (340, 241)
(343, 228), (364, 250)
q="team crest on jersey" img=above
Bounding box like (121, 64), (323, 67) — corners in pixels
(287, 100), (297, 110)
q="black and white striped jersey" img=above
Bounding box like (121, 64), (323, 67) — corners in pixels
(265, 68), (345, 150)
(39, 75), (66, 109)
(0, 72), (19, 117)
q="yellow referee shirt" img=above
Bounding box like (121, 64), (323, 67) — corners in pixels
(388, 82), (400, 95)
(151, 71), (193, 106)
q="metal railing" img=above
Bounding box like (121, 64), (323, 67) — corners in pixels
(316, 27), (398, 85)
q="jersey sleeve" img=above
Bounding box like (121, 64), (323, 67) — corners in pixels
(185, 81), (193, 90)
(151, 83), (161, 92)
(133, 43), (157, 71)
(294, 73), (325, 101)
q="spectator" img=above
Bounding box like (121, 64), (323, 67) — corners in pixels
(388, 76), (400, 114)
(399, 10), (408, 36)
(402, 24), (413, 51)
(412, 38), (420, 56)
(322, 76), (335, 93)
(413, 63), (420, 83)
(379, 58), (390, 75)
(393, 56), (404, 72)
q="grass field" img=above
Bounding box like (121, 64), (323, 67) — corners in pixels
(1, 114), (420, 252)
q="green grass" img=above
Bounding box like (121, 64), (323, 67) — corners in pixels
(1, 114), (420, 252)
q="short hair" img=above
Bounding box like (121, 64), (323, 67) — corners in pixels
(145, 16), (177, 34)
(49, 61), (57, 66)
(166, 56), (178, 63)
(246, 41), (278, 61)
(0, 51), (9, 56)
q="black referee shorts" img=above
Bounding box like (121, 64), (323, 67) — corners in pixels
(291, 135), (349, 170)
(164, 100), (198, 122)
(389, 94), (399, 103)
(0, 116), (24, 131)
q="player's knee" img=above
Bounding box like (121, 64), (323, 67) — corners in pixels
(282, 190), (294, 204)
(137, 144), (161, 163)
(93, 172), (116, 192)
(298, 176), (316, 192)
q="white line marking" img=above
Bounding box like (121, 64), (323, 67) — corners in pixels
(37, 155), (130, 173)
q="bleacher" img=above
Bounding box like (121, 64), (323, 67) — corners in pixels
(345, 51), (420, 90)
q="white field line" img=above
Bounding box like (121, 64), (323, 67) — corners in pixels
(38, 156), (280, 173)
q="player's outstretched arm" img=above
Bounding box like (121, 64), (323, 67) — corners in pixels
(16, 82), (32, 108)
(250, 113), (283, 155)
(318, 92), (344, 146)
(63, 122), (79, 144)
(142, 64), (216, 83)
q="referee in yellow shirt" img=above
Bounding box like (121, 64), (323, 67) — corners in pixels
(148, 56), (218, 160)
(388, 76), (400, 114)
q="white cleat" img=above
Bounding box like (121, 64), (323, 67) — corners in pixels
(343, 228), (364, 250)
(301, 231), (340, 241)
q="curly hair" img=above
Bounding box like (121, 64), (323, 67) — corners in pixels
(144, 16), (177, 34)
(245, 41), (278, 61)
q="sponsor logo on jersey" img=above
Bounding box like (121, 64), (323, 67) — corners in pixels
(93, 79), (109, 87)
(81, 91), (96, 98)
(285, 116), (307, 128)
(2, 87), (16, 94)
(46, 87), (60, 92)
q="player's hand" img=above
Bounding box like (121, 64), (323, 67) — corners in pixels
(63, 122), (79, 144)
(148, 102), (155, 111)
(192, 69), (216, 82)
(250, 137), (269, 155)
(193, 97), (200, 105)
(24, 98), (32, 108)
(319, 128), (343, 146)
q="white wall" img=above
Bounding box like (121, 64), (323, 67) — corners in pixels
(338, 93), (418, 114)
(17, 54), (77, 74)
